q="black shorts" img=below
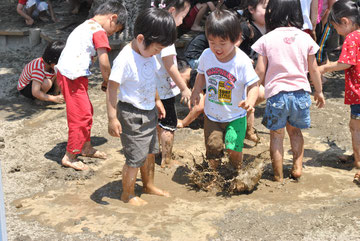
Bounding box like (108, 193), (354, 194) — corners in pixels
(158, 97), (177, 132)
(19, 81), (55, 100)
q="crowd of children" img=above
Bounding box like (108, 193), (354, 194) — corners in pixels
(17, 0), (360, 205)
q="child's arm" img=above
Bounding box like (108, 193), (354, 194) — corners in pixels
(155, 90), (166, 119)
(238, 82), (259, 112)
(318, 61), (352, 74)
(255, 55), (267, 86)
(97, 47), (111, 92)
(190, 73), (206, 109)
(310, 0), (318, 40)
(16, 3), (34, 25)
(308, 54), (325, 108)
(106, 80), (122, 137)
(162, 55), (192, 108)
(31, 81), (64, 103)
(46, 0), (58, 22)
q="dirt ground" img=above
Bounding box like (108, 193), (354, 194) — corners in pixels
(1, 1), (360, 241)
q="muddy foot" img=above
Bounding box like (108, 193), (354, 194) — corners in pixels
(161, 159), (182, 169)
(143, 186), (170, 197)
(61, 155), (88, 171)
(121, 194), (148, 206)
(81, 149), (107, 159)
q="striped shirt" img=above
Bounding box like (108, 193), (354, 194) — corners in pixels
(17, 58), (54, 90)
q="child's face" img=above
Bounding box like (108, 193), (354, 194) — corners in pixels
(249, 0), (267, 26)
(137, 39), (165, 58)
(104, 15), (123, 36)
(170, 3), (190, 27)
(208, 35), (237, 63)
(332, 18), (357, 37)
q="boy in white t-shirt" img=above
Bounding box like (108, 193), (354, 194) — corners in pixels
(106, 8), (177, 206)
(190, 9), (259, 170)
(56, 0), (127, 171)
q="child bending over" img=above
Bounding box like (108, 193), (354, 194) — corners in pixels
(190, 9), (259, 170)
(17, 0), (58, 26)
(252, 0), (325, 182)
(106, 8), (177, 206)
(56, 0), (127, 171)
(318, 0), (360, 180)
(18, 41), (65, 104)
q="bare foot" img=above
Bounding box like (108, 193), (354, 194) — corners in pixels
(273, 175), (283, 182)
(121, 194), (148, 206)
(177, 119), (184, 128)
(61, 153), (88, 171)
(354, 171), (360, 179)
(290, 166), (302, 180)
(160, 159), (182, 168)
(143, 185), (170, 197)
(81, 145), (107, 159)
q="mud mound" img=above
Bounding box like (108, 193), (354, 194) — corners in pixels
(188, 151), (270, 194)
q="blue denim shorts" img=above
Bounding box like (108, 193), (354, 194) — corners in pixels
(262, 90), (312, 130)
(351, 104), (360, 119)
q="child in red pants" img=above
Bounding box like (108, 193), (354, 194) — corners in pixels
(56, 0), (127, 170)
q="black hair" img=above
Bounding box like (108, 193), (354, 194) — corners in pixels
(329, 0), (360, 26)
(241, 0), (267, 21)
(42, 40), (65, 65)
(205, 9), (242, 43)
(94, 0), (127, 26)
(153, 0), (190, 12)
(134, 8), (177, 48)
(265, 0), (303, 32)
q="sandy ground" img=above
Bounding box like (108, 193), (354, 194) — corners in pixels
(1, 2), (360, 241)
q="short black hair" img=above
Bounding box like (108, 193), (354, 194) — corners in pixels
(42, 40), (65, 65)
(205, 9), (242, 43)
(94, 0), (127, 26)
(241, 0), (267, 22)
(265, 0), (303, 32)
(134, 8), (177, 49)
(329, 0), (360, 26)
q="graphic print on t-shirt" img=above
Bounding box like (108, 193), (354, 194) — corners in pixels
(206, 67), (236, 105)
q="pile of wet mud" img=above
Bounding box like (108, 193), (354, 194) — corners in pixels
(188, 151), (270, 194)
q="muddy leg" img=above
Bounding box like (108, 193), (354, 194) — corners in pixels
(228, 150), (243, 170)
(349, 119), (360, 168)
(159, 128), (176, 168)
(270, 128), (285, 182)
(121, 164), (148, 206)
(286, 123), (304, 179)
(141, 154), (170, 197)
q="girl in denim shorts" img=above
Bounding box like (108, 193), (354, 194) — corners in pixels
(319, 0), (360, 180)
(252, 0), (325, 182)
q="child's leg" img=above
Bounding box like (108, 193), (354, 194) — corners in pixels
(191, 3), (208, 31)
(158, 128), (175, 167)
(141, 154), (170, 197)
(81, 141), (107, 159)
(41, 78), (53, 93)
(349, 118), (360, 168)
(178, 93), (204, 128)
(245, 85), (265, 143)
(286, 123), (304, 179)
(121, 164), (147, 206)
(61, 151), (88, 171)
(228, 150), (243, 170)
(270, 128), (285, 182)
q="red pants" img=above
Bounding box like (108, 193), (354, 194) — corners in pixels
(57, 72), (93, 154)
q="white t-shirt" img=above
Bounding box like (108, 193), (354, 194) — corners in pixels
(300, 0), (313, 30)
(109, 44), (157, 110)
(197, 48), (259, 122)
(155, 44), (181, 100)
(56, 19), (110, 80)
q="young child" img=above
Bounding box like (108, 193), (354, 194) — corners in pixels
(18, 41), (65, 104)
(56, 0), (127, 171)
(106, 8), (177, 206)
(317, 0), (360, 180)
(153, 0), (192, 168)
(252, 0), (325, 182)
(16, 0), (58, 26)
(190, 9), (259, 170)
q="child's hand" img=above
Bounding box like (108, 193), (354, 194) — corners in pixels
(25, 18), (34, 26)
(238, 100), (255, 113)
(190, 90), (201, 110)
(101, 80), (107, 92)
(314, 91), (325, 108)
(108, 119), (122, 137)
(156, 99), (166, 119)
(53, 95), (64, 104)
(181, 87), (192, 109)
